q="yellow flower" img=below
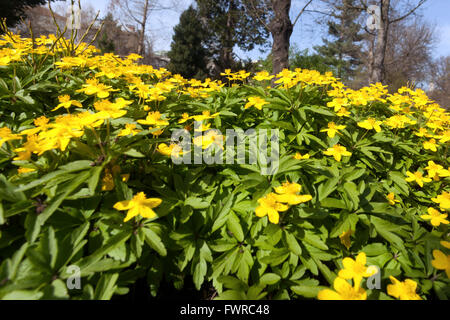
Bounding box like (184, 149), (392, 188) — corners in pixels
(327, 97), (349, 112)
(245, 96), (269, 110)
(118, 123), (141, 137)
(386, 192), (400, 205)
(193, 130), (224, 150)
(0, 127), (21, 147)
(405, 171), (432, 188)
(178, 113), (190, 124)
(102, 166), (129, 191)
(293, 152), (310, 160)
(440, 240), (450, 249)
(137, 111), (169, 126)
(357, 118), (382, 132)
(113, 192), (162, 222)
(323, 144), (352, 162)
(253, 70), (274, 81)
(420, 208), (449, 227)
(101, 172), (115, 191)
(273, 182), (312, 205)
(320, 122), (346, 138)
(94, 100), (128, 119)
(18, 167), (36, 174)
(414, 127), (432, 138)
(255, 193), (289, 224)
(437, 129), (450, 143)
(336, 107), (350, 117)
(423, 139), (438, 152)
(77, 78), (116, 99)
(339, 229), (354, 250)
(424, 161), (450, 180)
(52, 95), (83, 111)
(190, 111), (220, 122)
(432, 191), (450, 210)
(384, 115), (416, 129)
(387, 276), (422, 300)
(157, 143), (183, 158)
(317, 277), (367, 300)
(431, 250), (450, 278)
(194, 122), (211, 132)
(338, 252), (378, 290)
(114, 97), (133, 108)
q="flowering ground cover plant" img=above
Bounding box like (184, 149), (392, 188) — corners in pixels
(0, 26), (449, 300)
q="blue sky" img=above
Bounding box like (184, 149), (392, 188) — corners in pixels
(79, 0), (450, 59)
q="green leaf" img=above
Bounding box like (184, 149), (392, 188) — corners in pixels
(260, 249), (290, 266)
(318, 176), (340, 202)
(211, 193), (234, 233)
(143, 227), (167, 256)
(193, 258), (207, 290)
(330, 213), (359, 238)
(36, 171), (91, 234)
(74, 231), (131, 271)
(227, 212), (244, 242)
(215, 290), (246, 300)
(94, 273), (119, 300)
(184, 197), (210, 209)
(301, 231), (328, 250)
(88, 166), (104, 194)
(291, 285), (324, 298)
(342, 181), (359, 210)
(283, 231), (302, 256)
(218, 275), (248, 291)
(124, 148), (145, 158)
(2, 290), (43, 300)
(259, 273), (281, 285)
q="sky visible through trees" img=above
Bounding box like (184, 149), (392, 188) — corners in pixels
(81, 0), (450, 60)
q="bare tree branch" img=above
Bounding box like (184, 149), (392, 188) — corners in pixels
(292, 0), (314, 27)
(242, 0), (270, 32)
(389, 0), (428, 24)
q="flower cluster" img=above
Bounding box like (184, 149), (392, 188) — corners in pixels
(255, 182), (312, 224)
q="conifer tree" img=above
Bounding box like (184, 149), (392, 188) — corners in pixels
(314, 0), (363, 81)
(167, 6), (208, 79)
(0, 0), (61, 28)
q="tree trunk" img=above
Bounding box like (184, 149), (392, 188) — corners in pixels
(137, 0), (149, 56)
(221, 0), (235, 71)
(370, 0), (390, 83)
(269, 0), (293, 75)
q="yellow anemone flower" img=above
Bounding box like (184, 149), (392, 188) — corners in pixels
(273, 182), (312, 205)
(386, 192), (400, 205)
(293, 152), (310, 160)
(323, 144), (352, 162)
(318, 277), (367, 300)
(255, 193), (289, 224)
(113, 192), (162, 222)
(338, 252), (378, 290)
(431, 250), (450, 278)
(432, 191), (450, 210)
(357, 118), (382, 132)
(387, 276), (422, 300)
(320, 122), (346, 138)
(405, 171), (432, 188)
(420, 208), (449, 227)
(245, 96), (269, 110)
(339, 229), (354, 250)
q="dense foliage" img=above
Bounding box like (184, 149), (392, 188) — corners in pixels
(167, 6), (208, 80)
(0, 30), (449, 300)
(0, 0), (60, 28)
